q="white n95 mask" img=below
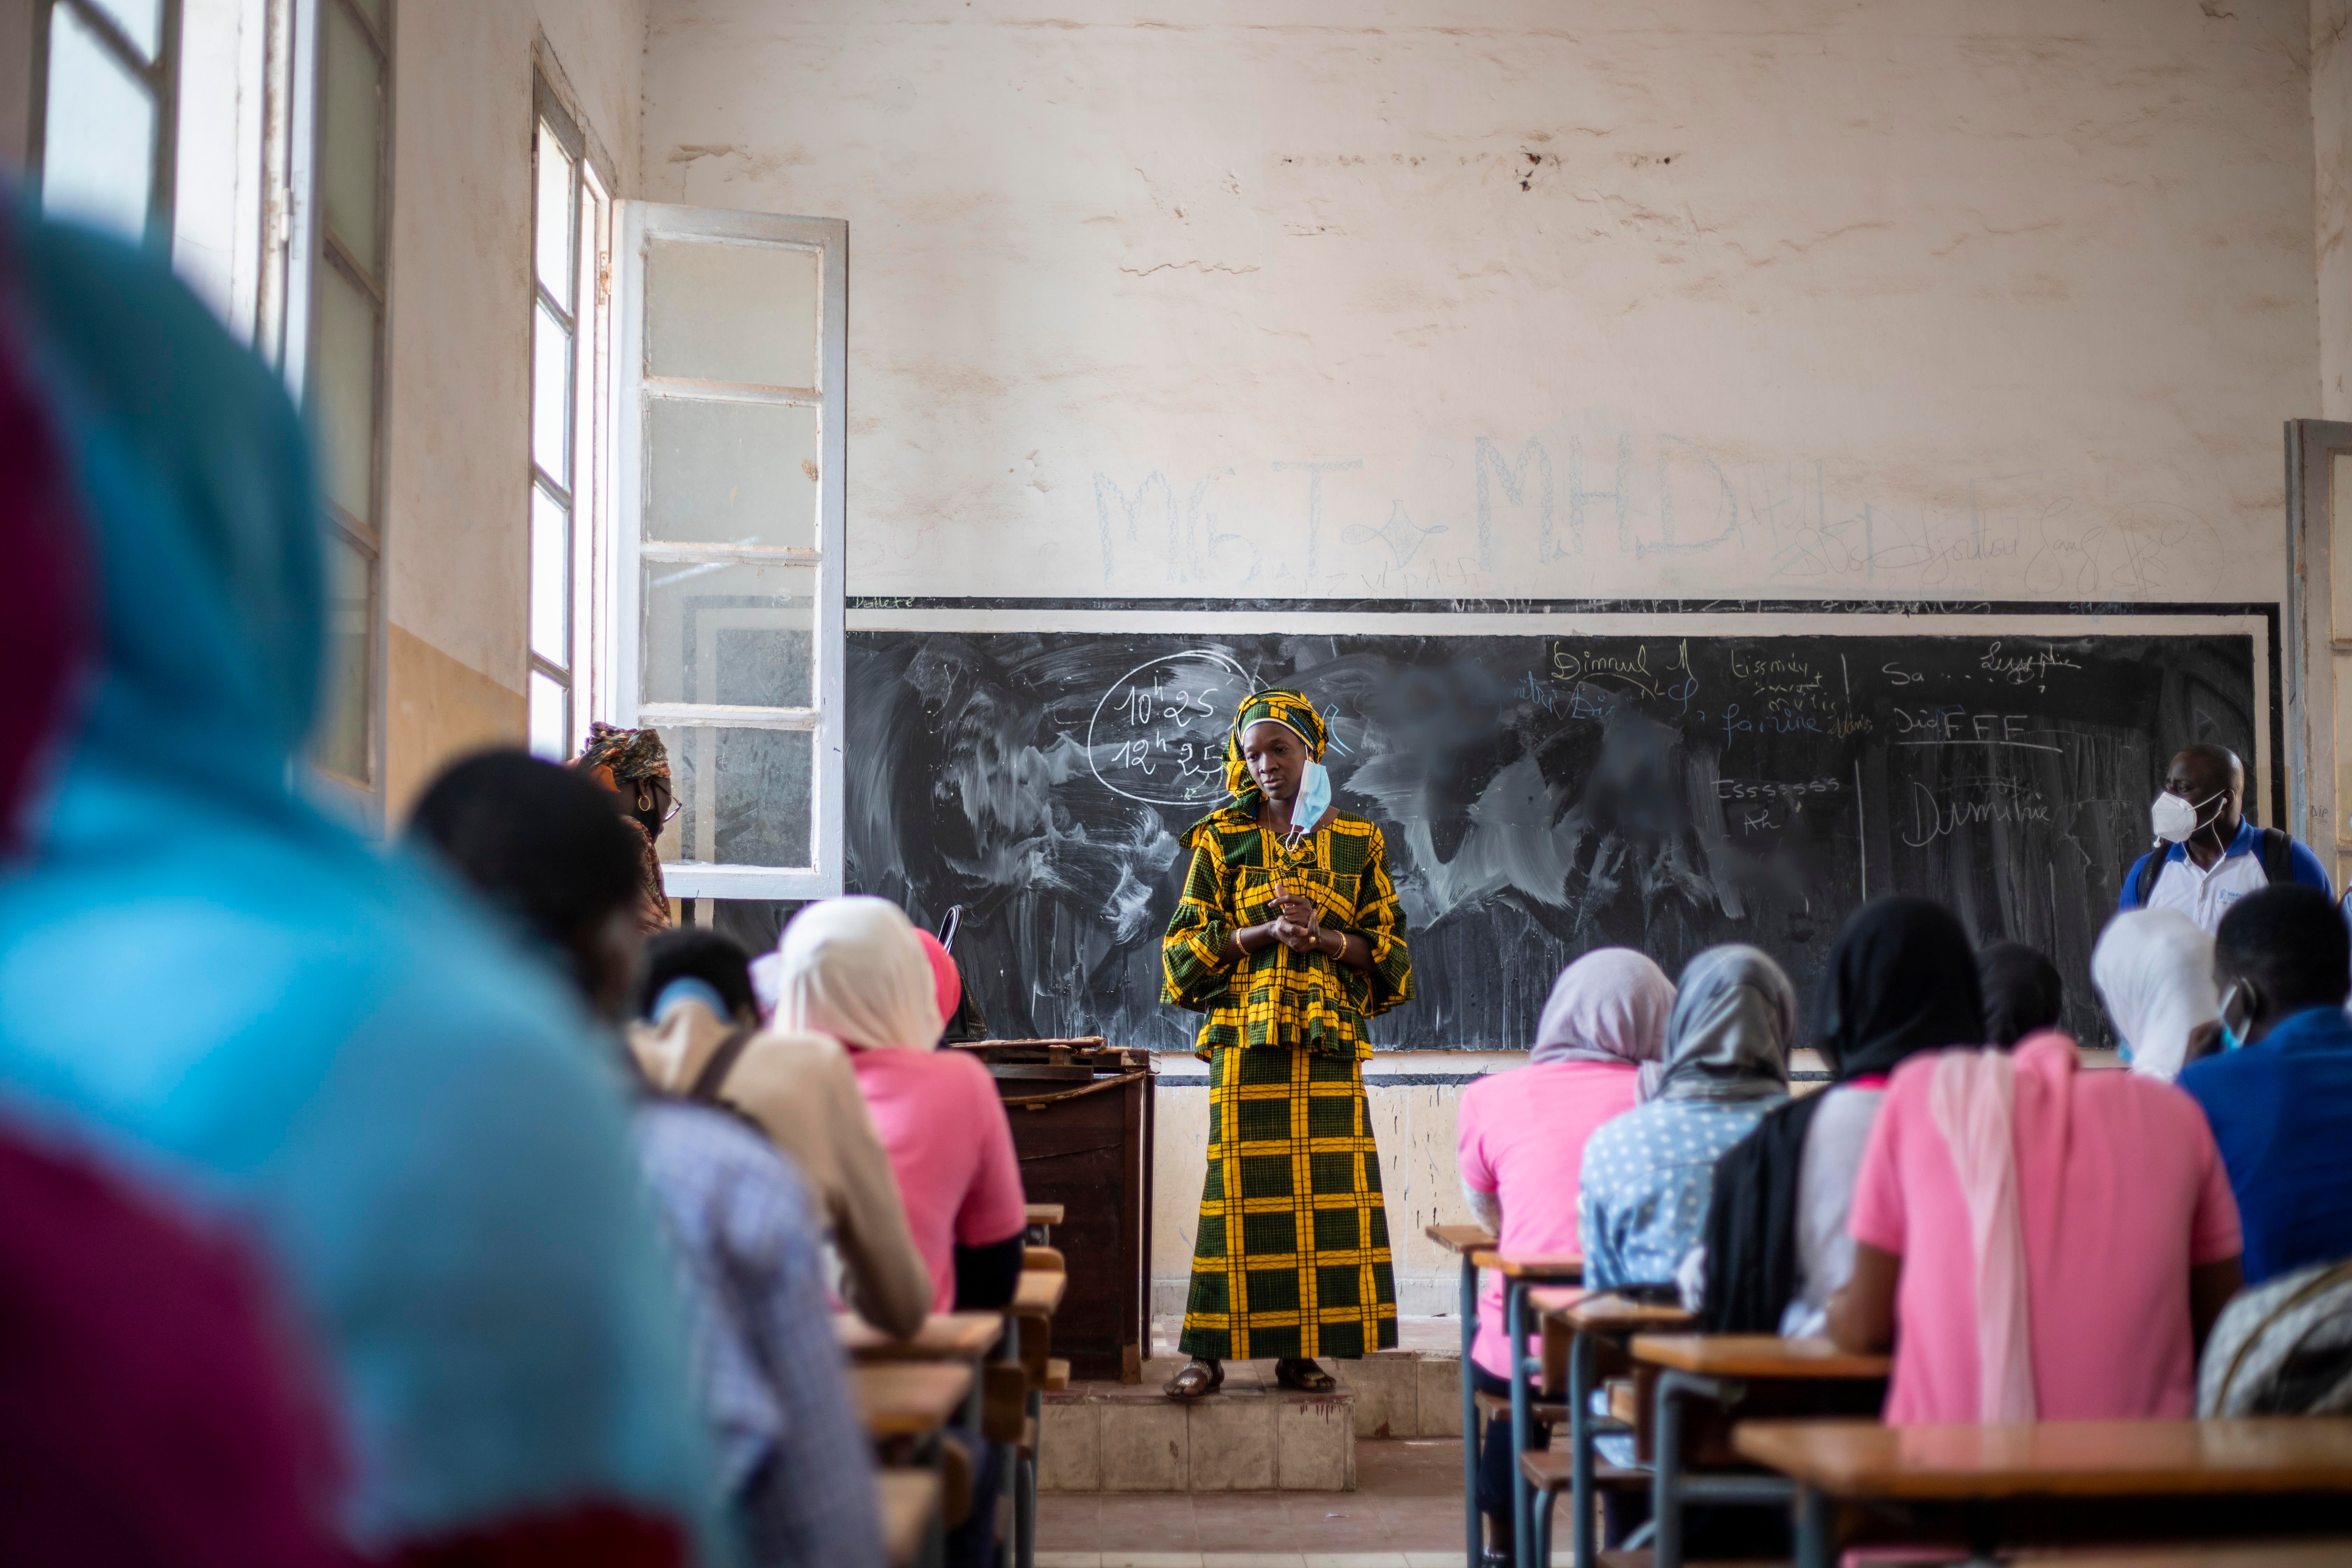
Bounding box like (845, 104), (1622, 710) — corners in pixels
(2150, 790), (2220, 845)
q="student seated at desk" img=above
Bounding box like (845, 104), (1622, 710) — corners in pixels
(2182, 885), (2352, 1283)
(771, 898), (1030, 1314)
(410, 754), (883, 1568)
(631, 927), (934, 1338)
(1580, 946), (1793, 1292)
(1825, 1018), (2244, 1421)
(1457, 948), (1675, 1560)
(1701, 899), (1986, 1335)
(2092, 908), (2220, 1082)
(1979, 940), (2064, 1048)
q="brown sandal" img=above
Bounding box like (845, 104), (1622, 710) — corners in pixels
(1274, 1357), (1337, 1393)
(1162, 1358), (1223, 1401)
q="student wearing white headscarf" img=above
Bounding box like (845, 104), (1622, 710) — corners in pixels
(775, 898), (1029, 1314)
(1455, 949), (1675, 1558)
(1577, 946), (1794, 1290)
(2092, 908), (2221, 1081)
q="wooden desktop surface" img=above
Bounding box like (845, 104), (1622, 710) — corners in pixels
(1632, 1334), (1889, 1379)
(1548, 1291), (1697, 1331)
(836, 1311), (1005, 1362)
(1425, 1223), (1498, 1255)
(1733, 1419), (2352, 1500)
(851, 1364), (974, 1439)
(1025, 1202), (1065, 1226)
(1012, 1268), (1067, 1316)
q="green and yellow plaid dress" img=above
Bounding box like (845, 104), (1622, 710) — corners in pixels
(1161, 800), (1415, 1360)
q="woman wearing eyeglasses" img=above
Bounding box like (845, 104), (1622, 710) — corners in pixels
(575, 722), (676, 932)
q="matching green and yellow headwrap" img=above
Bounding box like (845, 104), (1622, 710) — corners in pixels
(1222, 688), (1328, 800)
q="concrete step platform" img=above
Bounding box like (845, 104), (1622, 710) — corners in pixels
(1145, 1317), (1465, 1440)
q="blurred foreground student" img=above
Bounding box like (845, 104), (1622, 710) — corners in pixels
(1827, 1022), (2242, 1420)
(1978, 941), (2063, 1048)
(632, 927), (932, 1336)
(2092, 908), (2220, 1080)
(410, 752), (881, 1568)
(2182, 884), (2352, 1284)
(0, 210), (714, 1560)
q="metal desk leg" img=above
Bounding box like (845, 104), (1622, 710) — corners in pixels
(1460, 1253), (1481, 1568)
(999, 1317), (1022, 1568)
(1508, 1281), (1534, 1568)
(1651, 1367), (1687, 1568)
(1567, 1328), (1597, 1568)
(1794, 1484), (1832, 1568)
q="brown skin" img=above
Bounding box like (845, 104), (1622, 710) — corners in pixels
(628, 775), (674, 845)
(1170, 719), (1355, 1398)
(1826, 1242), (2244, 1364)
(575, 905), (646, 1023)
(2164, 746), (2244, 872)
(1217, 721), (1373, 975)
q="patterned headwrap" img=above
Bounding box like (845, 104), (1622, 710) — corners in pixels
(575, 722), (670, 785)
(1222, 688), (1327, 801)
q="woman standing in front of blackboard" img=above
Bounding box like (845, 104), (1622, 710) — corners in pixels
(1159, 690), (1415, 1400)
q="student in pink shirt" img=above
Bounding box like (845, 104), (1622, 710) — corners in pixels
(1456, 947), (1674, 1564)
(1827, 1024), (2244, 1423)
(772, 898), (1029, 1315)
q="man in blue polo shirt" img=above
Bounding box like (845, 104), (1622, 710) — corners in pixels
(2119, 744), (2330, 933)
(2180, 884), (2352, 1284)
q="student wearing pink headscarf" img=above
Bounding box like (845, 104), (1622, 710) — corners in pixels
(1827, 1027), (2245, 1422)
(1455, 948), (1675, 1561)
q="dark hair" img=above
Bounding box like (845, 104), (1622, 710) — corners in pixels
(637, 928), (756, 1023)
(405, 750), (643, 969)
(1977, 941), (2064, 1048)
(2216, 884), (2352, 1015)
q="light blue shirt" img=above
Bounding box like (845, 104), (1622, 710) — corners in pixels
(1577, 1096), (1786, 1289)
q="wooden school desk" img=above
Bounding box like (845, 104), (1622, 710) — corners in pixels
(1423, 1222), (1496, 1568)
(875, 1467), (944, 1568)
(1024, 1201), (1064, 1244)
(1473, 1250), (1586, 1568)
(1006, 1255), (1068, 1568)
(852, 1363), (975, 1441)
(1631, 1335), (1890, 1568)
(1734, 1418), (2352, 1568)
(2012, 1545), (2352, 1568)
(1520, 1290), (1697, 1568)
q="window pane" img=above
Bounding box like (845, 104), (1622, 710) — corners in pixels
(531, 486), (569, 666)
(533, 301), (571, 480)
(313, 532), (372, 779)
(83, 0), (162, 59)
(641, 560), (813, 708)
(528, 670), (569, 761)
(646, 398), (818, 551)
(319, 0), (384, 271)
(535, 125), (575, 313)
(645, 238), (818, 387)
(313, 262), (380, 525)
(40, 5), (157, 244)
(664, 726), (812, 868)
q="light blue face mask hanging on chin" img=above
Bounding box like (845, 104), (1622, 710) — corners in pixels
(1289, 759), (1333, 840)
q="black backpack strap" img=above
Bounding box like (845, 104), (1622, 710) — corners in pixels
(687, 1026), (757, 1103)
(2134, 848), (2164, 906)
(2258, 826), (2295, 885)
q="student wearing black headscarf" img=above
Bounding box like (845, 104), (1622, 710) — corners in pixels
(1699, 898), (1986, 1335)
(1978, 940), (2064, 1047)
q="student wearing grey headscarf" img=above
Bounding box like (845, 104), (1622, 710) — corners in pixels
(1577, 946), (1794, 1290)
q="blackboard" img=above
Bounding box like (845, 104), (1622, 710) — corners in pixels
(841, 625), (2260, 1052)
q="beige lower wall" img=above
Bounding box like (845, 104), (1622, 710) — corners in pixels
(386, 622), (526, 820)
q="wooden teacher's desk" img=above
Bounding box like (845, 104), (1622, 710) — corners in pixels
(1735, 1418), (2352, 1568)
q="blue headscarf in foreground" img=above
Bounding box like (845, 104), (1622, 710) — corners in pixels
(0, 208), (720, 1556)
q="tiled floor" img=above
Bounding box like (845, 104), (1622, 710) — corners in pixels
(1035, 1437), (1464, 1559)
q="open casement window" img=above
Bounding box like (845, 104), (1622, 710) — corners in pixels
(2287, 419), (2352, 890)
(615, 204), (846, 899)
(28, 0), (182, 249)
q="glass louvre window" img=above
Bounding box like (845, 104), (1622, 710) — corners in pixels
(617, 205), (846, 899)
(301, 0), (388, 788)
(33, 0), (180, 248)
(527, 97), (605, 763)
